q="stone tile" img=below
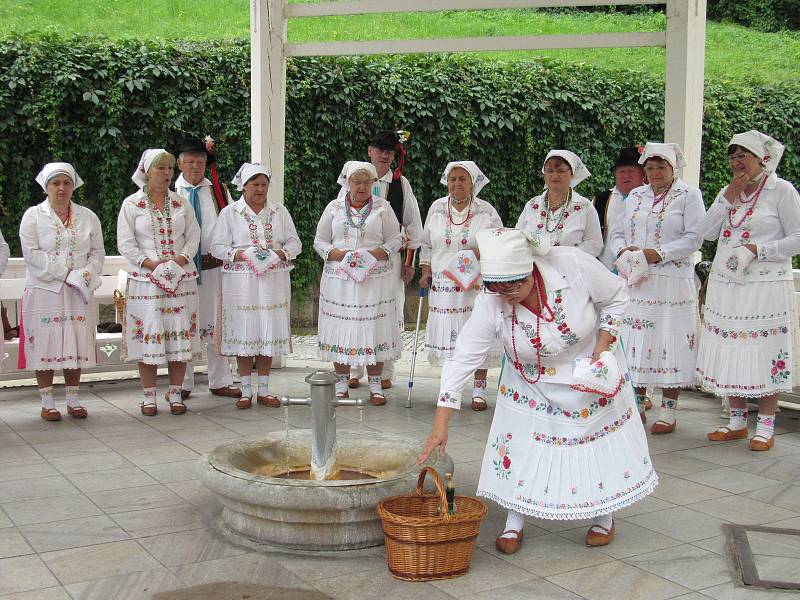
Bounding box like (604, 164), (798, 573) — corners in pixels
(751, 554), (800, 583)
(737, 458), (800, 483)
(459, 578), (584, 600)
(93, 430), (175, 451)
(139, 460), (199, 484)
(19, 515), (130, 553)
(110, 506), (207, 538)
(651, 453), (720, 476)
(116, 443), (200, 467)
(48, 452), (134, 476)
(672, 444), (766, 467)
(0, 476), (79, 503)
(495, 532), (615, 576)
(650, 475), (730, 505)
(138, 528), (250, 567)
(745, 483), (800, 511)
(172, 553), (315, 590)
(558, 521), (682, 559)
(0, 432), (26, 446)
(0, 528), (33, 559)
(0, 462), (59, 484)
(2, 494), (102, 526)
(747, 529), (800, 559)
(0, 445), (44, 466)
(682, 467), (783, 493)
(0, 587), (71, 599)
(41, 539), (161, 586)
(625, 506), (729, 542)
(700, 581), (798, 600)
(0, 508), (11, 528)
(687, 495), (798, 526)
(690, 535), (729, 556)
(0, 555), (59, 595)
(66, 467), (158, 493)
(614, 495), (677, 519)
(86, 484), (183, 514)
(145, 413), (217, 433)
(30, 439), (109, 459)
(16, 426), (95, 445)
(546, 561), (690, 600)
(165, 425), (240, 445)
(311, 566), (457, 600)
(164, 480), (216, 507)
(624, 543), (733, 590)
(64, 567), (186, 600)
(429, 548), (537, 596)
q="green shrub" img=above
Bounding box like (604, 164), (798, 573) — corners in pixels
(707, 0), (798, 31)
(0, 36), (798, 289)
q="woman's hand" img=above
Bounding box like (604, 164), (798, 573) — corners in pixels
(743, 243), (757, 255)
(275, 249), (288, 262)
(401, 265), (415, 283)
(174, 256), (189, 267)
(418, 407), (454, 464)
(590, 329), (616, 363)
(368, 248), (389, 261)
(234, 250), (245, 262)
(142, 259), (163, 271)
(327, 249), (347, 262)
(723, 171), (750, 203)
(617, 246), (640, 258)
(643, 248), (662, 264)
(419, 266), (432, 289)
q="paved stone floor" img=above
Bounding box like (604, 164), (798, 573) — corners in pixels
(2, 340), (800, 599)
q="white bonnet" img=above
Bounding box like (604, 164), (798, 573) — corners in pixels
(638, 142), (687, 170)
(231, 163), (271, 192)
(542, 150), (591, 188)
(131, 148), (171, 188)
(35, 162), (84, 191)
(477, 228), (549, 283)
(440, 161), (489, 196)
(337, 161), (378, 191)
(729, 130), (785, 174)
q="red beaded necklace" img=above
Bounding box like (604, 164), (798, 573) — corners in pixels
(728, 174), (767, 230)
(510, 266), (555, 384)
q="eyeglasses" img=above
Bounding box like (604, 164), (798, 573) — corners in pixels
(485, 280), (524, 295)
(727, 153), (751, 163)
(543, 169), (571, 175)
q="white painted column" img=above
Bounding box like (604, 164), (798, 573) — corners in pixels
(664, 0), (707, 187)
(250, 0), (287, 204)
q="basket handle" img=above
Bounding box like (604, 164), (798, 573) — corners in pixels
(415, 466), (450, 520)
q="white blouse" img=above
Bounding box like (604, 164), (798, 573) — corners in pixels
(117, 190), (201, 282)
(437, 247), (629, 408)
(516, 191), (603, 257)
(0, 228), (9, 275)
(174, 174), (232, 255)
(419, 197), (503, 270)
(313, 196), (402, 280)
(211, 198), (302, 275)
(19, 201), (105, 293)
(608, 179), (705, 279)
(699, 172), (800, 283)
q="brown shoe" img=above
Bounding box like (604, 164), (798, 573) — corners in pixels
(66, 405), (88, 419)
(40, 407), (62, 422)
(495, 529), (523, 554)
(644, 398), (653, 410)
(140, 403), (158, 417)
(166, 394), (187, 415)
(235, 397), (252, 409)
(640, 411), (647, 424)
(348, 378), (360, 389)
(211, 386), (242, 398)
(707, 427), (748, 442)
(257, 394), (281, 407)
(370, 392), (386, 406)
(381, 379), (392, 390)
(585, 523), (615, 547)
(180, 389), (191, 400)
(650, 420), (676, 435)
(471, 397), (488, 411)
(336, 391), (349, 399)
(749, 435), (775, 451)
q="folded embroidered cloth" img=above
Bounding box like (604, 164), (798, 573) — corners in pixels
(65, 267), (101, 304)
(715, 244), (755, 284)
(443, 249), (481, 289)
(242, 246), (280, 276)
(570, 351), (625, 398)
(339, 250), (377, 283)
(150, 260), (185, 294)
(615, 249), (649, 287)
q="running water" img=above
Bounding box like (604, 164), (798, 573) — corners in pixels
(283, 404), (291, 476)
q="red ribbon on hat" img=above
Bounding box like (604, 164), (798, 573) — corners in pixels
(205, 136), (227, 210)
(392, 142), (407, 181)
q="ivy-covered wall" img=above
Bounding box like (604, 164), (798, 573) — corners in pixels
(1, 37), (798, 295)
(707, 0), (798, 31)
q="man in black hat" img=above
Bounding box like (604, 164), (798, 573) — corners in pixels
(349, 130), (423, 390)
(594, 146), (645, 270)
(175, 137), (240, 400)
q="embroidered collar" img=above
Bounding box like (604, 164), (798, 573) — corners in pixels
(233, 197), (275, 219)
(175, 174), (212, 190)
(533, 251), (569, 292)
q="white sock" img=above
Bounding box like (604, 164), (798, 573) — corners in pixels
(65, 386), (80, 408)
(659, 397), (677, 424)
(635, 394), (647, 414)
(240, 377), (252, 399)
(500, 509), (525, 538)
(335, 374), (349, 395)
(590, 512), (614, 532)
(39, 386), (55, 410)
(168, 385), (182, 404)
(725, 407), (748, 431)
(473, 378), (487, 399)
(368, 375), (382, 395)
(142, 387), (156, 406)
(755, 413), (775, 440)
(257, 375), (270, 397)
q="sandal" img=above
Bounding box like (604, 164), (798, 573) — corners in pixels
(166, 393), (187, 415)
(348, 378), (360, 389)
(140, 403), (158, 417)
(67, 405), (88, 419)
(236, 397), (252, 409)
(336, 391), (349, 399)
(471, 397), (488, 412)
(644, 397), (653, 410)
(256, 394), (281, 407)
(369, 392), (386, 406)
(650, 420), (676, 435)
(749, 435), (774, 451)
(707, 426), (748, 442)
(40, 407), (62, 422)
(585, 522), (615, 547)
(495, 529), (523, 554)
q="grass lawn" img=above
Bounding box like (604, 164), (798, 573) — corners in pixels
(2, 1), (798, 84)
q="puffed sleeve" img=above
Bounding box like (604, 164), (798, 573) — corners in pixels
(466, 201), (503, 250)
(578, 202), (604, 257)
(378, 203), (402, 255)
(85, 211), (106, 274)
(0, 228), (9, 274)
(313, 201), (336, 261)
(401, 177), (423, 250)
(178, 197), (201, 262)
(20, 208), (68, 282)
(279, 206), (302, 260)
(574, 250), (628, 336)
(418, 208), (434, 266)
(658, 188), (706, 263)
(210, 206), (237, 263)
(437, 293), (503, 410)
(758, 180), (800, 262)
(117, 200), (147, 268)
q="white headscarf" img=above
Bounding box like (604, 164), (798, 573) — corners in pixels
(231, 163), (272, 192)
(131, 148), (170, 189)
(477, 228), (548, 282)
(729, 130), (785, 174)
(542, 150), (591, 188)
(35, 162), (84, 191)
(337, 161), (378, 192)
(440, 161), (489, 197)
(638, 142), (687, 170)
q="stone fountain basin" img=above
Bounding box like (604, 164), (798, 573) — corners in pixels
(198, 429), (452, 551)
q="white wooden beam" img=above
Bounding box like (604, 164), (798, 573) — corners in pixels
(287, 32), (666, 57)
(664, 0), (706, 187)
(287, 0), (662, 18)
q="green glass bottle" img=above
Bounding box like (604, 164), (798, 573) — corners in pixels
(445, 472), (456, 515)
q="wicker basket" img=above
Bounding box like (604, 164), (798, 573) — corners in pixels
(113, 289), (126, 321)
(377, 466), (487, 581)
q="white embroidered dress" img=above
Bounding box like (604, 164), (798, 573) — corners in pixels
(696, 173), (800, 397)
(211, 198), (301, 357)
(609, 180), (706, 387)
(438, 247), (656, 519)
(516, 191), (603, 257)
(313, 196), (402, 365)
(597, 187), (625, 270)
(117, 190), (201, 365)
(0, 228), (8, 369)
(19, 201), (105, 370)
(420, 196), (502, 365)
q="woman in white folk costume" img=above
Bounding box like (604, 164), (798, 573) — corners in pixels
(211, 163), (301, 409)
(419, 161), (502, 411)
(420, 228), (656, 552)
(0, 229), (8, 370)
(609, 143), (705, 433)
(516, 150), (603, 257)
(314, 161), (402, 406)
(698, 131), (800, 451)
(19, 163), (105, 421)
(117, 149), (201, 416)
